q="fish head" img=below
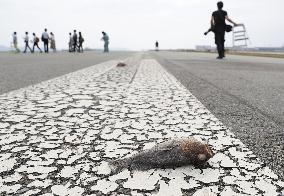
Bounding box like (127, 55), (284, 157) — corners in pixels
(197, 144), (214, 162)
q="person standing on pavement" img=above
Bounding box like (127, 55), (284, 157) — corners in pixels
(32, 33), (42, 53)
(23, 32), (32, 53)
(41, 28), (49, 53)
(12, 32), (20, 53)
(101, 31), (109, 53)
(50, 32), (56, 52)
(78, 32), (84, 53)
(155, 41), (159, 51)
(211, 1), (238, 59)
(68, 32), (74, 52)
(73, 30), (78, 52)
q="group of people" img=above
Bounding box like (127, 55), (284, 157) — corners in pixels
(12, 2), (238, 58)
(12, 29), (110, 54)
(68, 30), (84, 53)
(67, 30), (109, 53)
(12, 29), (56, 53)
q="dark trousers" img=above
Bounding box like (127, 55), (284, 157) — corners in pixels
(33, 43), (42, 52)
(24, 41), (32, 53)
(73, 42), (78, 52)
(43, 39), (49, 53)
(78, 42), (83, 52)
(214, 31), (225, 57)
(104, 42), (109, 53)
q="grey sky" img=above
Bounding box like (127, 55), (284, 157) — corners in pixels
(1, 0), (283, 50)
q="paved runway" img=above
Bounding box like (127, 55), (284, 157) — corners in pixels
(0, 52), (284, 195)
(152, 51), (284, 181)
(0, 51), (134, 95)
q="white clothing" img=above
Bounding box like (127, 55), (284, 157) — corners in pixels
(24, 35), (29, 42)
(50, 35), (55, 41)
(42, 32), (49, 39)
(12, 34), (17, 44)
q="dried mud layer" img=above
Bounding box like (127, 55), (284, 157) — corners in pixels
(0, 53), (283, 196)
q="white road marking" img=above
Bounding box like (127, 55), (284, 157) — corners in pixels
(0, 55), (283, 195)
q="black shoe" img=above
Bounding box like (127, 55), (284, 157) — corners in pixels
(216, 56), (223, 59)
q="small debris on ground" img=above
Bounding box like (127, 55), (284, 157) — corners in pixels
(117, 62), (127, 67)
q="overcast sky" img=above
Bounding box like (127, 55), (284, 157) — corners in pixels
(1, 0), (283, 50)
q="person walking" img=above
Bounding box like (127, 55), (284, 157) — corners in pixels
(155, 41), (159, 51)
(78, 32), (84, 53)
(32, 33), (42, 53)
(50, 32), (56, 52)
(73, 30), (78, 52)
(101, 31), (109, 53)
(12, 32), (20, 53)
(211, 1), (238, 59)
(41, 28), (49, 53)
(68, 32), (74, 52)
(23, 32), (32, 53)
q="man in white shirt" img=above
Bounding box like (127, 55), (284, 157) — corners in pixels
(41, 28), (49, 53)
(23, 32), (32, 53)
(12, 32), (20, 53)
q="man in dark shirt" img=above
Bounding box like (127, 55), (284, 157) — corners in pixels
(211, 1), (238, 59)
(155, 41), (159, 51)
(73, 30), (78, 52)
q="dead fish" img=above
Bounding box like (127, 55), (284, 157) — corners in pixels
(117, 62), (127, 67)
(110, 137), (214, 173)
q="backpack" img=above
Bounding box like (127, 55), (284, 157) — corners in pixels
(35, 37), (40, 43)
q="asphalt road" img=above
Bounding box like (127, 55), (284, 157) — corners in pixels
(0, 51), (283, 194)
(152, 51), (284, 180)
(1, 50), (283, 180)
(1, 55), (282, 195)
(0, 51), (134, 95)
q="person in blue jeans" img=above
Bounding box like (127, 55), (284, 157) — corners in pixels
(41, 28), (49, 53)
(23, 32), (32, 53)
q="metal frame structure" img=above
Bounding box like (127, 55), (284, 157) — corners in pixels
(232, 24), (249, 47)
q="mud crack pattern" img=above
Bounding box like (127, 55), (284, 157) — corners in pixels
(0, 55), (283, 196)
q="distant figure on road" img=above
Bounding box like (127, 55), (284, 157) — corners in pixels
(41, 28), (49, 53)
(32, 33), (42, 53)
(68, 33), (74, 52)
(155, 41), (159, 51)
(73, 30), (78, 52)
(23, 32), (32, 53)
(211, 1), (238, 59)
(101, 31), (109, 53)
(50, 32), (56, 52)
(12, 32), (20, 53)
(78, 32), (84, 53)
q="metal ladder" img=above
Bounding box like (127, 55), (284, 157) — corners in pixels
(232, 24), (249, 47)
